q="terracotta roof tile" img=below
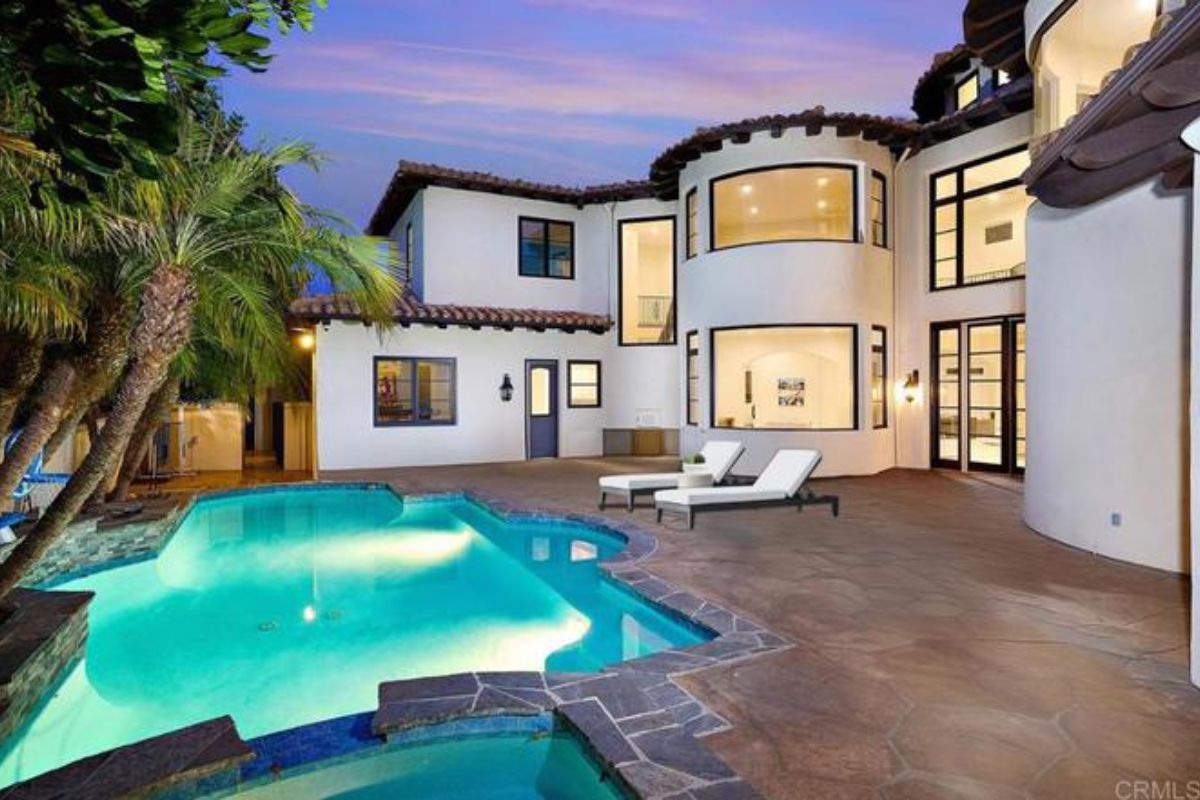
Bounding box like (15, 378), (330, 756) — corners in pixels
(365, 161), (655, 236)
(290, 292), (612, 334)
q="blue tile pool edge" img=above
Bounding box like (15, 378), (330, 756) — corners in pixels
(11, 481), (791, 799)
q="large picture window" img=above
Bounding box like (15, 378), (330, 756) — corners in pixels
(619, 217), (676, 345)
(931, 147), (1032, 290)
(519, 217), (574, 278)
(567, 360), (601, 408)
(686, 330), (700, 425)
(711, 325), (857, 431)
(711, 165), (856, 250)
(374, 357), (456, 426)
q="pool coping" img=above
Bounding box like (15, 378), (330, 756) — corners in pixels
(4, 482), (791, 799)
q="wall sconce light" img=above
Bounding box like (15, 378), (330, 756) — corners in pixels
(499, 373), (514, 403)
(901, 370), (921, 404)
(295, 331), (316, 352)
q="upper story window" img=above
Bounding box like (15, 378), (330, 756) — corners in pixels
(869, 171), (888, 249)
(685, 188), (699, 259)
(955, 71), (981, 110)
(711, 165), (857, 250)
(374, 357), (456, 426)
(619, 217), (676, 346)
(1033, 0), (1159, 138)
(402, 222), (414, 281)
(930, 147), (1032, 291)
(519, 217), (574, 279)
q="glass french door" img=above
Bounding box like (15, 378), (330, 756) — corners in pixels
(931, 317), (1025, 474)
(931, 323), (962, 469)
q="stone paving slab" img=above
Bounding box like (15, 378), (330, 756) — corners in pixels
(0, 716), (251, 800)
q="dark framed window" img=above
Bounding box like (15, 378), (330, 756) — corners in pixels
(567, 360), (601, 408)
(710, 164), (858, 250)
(871, 326), (888, 429)
(618, 217), (676, 346)
(710, 324), (859, 432)
(955, 70), (980, 110)
(869, 171), (888, 249)
(374, 357), (456, 426)
(519, 217), (574, 279)
(685, 188), (699, 259)
(404, 222), (415, 281)
(686, 330), (700, 425)
(930, 146), (1032, 291)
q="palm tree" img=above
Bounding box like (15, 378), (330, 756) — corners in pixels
(0, 111), (402, 598)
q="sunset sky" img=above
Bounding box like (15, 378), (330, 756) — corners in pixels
(223, 0), (969, 227)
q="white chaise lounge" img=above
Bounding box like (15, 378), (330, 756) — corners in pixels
(598, 440), (745, 511)
(653, 448), (839, 529)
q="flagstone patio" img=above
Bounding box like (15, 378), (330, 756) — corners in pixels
(324, 459), (1200, 800)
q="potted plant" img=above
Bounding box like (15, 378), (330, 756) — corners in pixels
(681, 453), (708, 474)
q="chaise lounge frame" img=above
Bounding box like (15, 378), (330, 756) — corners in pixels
(654, 452), (840, 529)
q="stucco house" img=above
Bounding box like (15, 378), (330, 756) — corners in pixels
(290, 0), (1200, 682)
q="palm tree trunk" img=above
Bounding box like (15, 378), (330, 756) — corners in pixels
(43, 300), (131, 464)
(108, 377), (180, 503)
(0, 264), (196, 599)
(0, 363), (76, 511)
(0, 338), (44, 437)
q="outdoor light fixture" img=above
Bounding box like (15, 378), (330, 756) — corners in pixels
(902, 370), (921, 404)
(296, 331), (316, 351)
(500, 373), (514, 402)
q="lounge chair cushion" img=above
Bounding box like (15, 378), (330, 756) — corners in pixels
(753, 449), (821, 495)
(598, 441), (745, 491)
(698, 440), (745, 482)
(655, 487), (788, 506)
(600, 473), (685, 491)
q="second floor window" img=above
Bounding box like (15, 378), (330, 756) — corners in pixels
(931, 147), (1032, 290)
(519, 217), (574, 278)
(711, 165), (856, 250)
(619, 217), (676, 346)
(955, 71), (980, 110)
(685, 188), (699, 259)
(870, 171), (888, 249)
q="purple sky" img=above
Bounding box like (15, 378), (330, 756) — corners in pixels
(223, 0), (968, 228)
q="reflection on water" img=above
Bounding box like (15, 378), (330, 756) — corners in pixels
(0, 490), (706, 787)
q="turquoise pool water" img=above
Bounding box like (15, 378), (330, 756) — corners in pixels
(239, 733), (623, 799)
(0, 488), (705, 786)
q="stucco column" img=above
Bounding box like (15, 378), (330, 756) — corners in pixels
(1184, 117), (1200, 688)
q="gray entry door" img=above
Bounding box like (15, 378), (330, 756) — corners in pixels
(526, 360), (559, 459)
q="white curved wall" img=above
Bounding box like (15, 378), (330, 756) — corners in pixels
(1024, 178), (1192, 574)
(674, 130), (895, 476)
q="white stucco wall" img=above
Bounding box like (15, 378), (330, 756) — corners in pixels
(390, 191), (425, 299)
(1183, 118), (1199, 687)
(893, 113), (1032, 469)
(673, 129), (896, 476)
(418, 187), (609, 314)
(608, 198), (682, 431)
(1024, 178), (1192, 574)
(315, 321), (613, 471)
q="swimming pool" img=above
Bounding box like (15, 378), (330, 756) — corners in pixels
(0, 486), (707, 786)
